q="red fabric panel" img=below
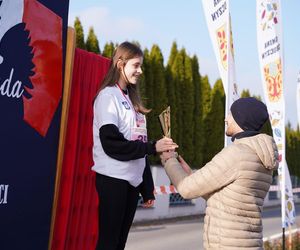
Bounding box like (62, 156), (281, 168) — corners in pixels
(52, 48), (110, 250)
(22, 0), (63, 136)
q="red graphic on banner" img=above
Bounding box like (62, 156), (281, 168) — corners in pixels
(260, 2), (278, 31)
(263, 59), (282, 102)
(22, 0), (62, 136)
(216, 25), (227, 70)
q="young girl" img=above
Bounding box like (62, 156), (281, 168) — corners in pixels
(92, 41), (177, 250)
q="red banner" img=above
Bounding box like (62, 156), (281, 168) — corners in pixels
(52, 49), (110, 250)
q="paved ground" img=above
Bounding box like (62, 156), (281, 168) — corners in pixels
(125, 204), (300, 250)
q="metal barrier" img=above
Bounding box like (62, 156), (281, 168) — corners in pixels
(169, 193), (192, 206)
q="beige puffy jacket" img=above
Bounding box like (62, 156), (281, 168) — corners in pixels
(164, 134), (278, 250)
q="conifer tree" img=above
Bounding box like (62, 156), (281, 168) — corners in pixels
(260, 116), (272, 136)
(170, 50), (185, 153)
(286, 124), (300, 178)
(74, 17), (86, 49)
(168, 42), (178, 66)
(143, 49), (154, 108)
(138, 48), (147, 105)
(199, 75), (212, 166)
(149, 45), (168, 142)
(102, 42), (115, 58)
(86, 27), (100, 54)
(286, 125), (294, 176)
(164, 65), (178, 141)
(200, 76), (212, 121)
(203, 79), (225, 164)
(166, 42), (179, 149)
(241, 89), (251, 97)
(142, 49), (155, 152)
(180, 52), (194, 164)
(191, 56), (204, 168)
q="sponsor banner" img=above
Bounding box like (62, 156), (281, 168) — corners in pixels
(0, 0), (69, 249)
(256, 0), (295, 227)
(201, 0), (239, 146)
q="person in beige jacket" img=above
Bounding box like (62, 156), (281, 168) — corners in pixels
(161, 97), (279, 250)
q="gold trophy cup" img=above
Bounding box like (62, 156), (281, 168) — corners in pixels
(158, 106), (171, 138)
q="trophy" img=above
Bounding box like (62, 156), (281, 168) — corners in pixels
(158, 106), (171, 138)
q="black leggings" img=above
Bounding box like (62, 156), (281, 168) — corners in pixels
(95, 173), (140, 250)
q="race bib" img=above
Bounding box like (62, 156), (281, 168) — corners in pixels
(131, 127), (148, 142)
(136, 112), (146, 128)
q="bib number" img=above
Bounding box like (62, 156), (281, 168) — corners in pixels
(131, 127), (148, 142)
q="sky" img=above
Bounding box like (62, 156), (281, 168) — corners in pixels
(68, 0), (300, 129)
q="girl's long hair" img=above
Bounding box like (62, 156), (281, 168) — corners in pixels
(95, 41), (150, 114)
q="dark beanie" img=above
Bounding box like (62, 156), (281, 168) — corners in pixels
(230, 97), (269, 131)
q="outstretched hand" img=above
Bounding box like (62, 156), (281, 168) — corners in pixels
(160, 150), (177, 166)
(142, 199), (154, 208)
(178, 155), (192, 175)
(160, 153), (192, 175)
(155, 137), (178, 153)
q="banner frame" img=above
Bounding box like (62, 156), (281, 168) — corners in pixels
(48, 27), (76, 250)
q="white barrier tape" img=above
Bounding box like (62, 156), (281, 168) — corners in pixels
(269, 185), (279, 191)
(263, 228), (300, 242)
(154, 185), (177, 195)
(269, 185), (300, 193)
(154, 185), (300, 195)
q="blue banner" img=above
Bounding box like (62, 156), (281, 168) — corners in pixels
(0, 0), (69, 249)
